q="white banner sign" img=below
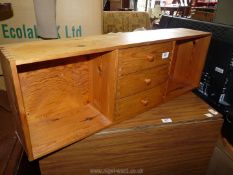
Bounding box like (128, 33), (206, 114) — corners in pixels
(0, 0), (103, 44)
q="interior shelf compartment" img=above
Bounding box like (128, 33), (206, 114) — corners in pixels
(28, 104), (111, 159)
(16, 51), (115, 159)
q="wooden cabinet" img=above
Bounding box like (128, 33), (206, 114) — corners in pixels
(39, 93), (223, 175)
(0, 29), (211, 160)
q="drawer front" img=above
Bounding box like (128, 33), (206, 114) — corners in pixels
(115, 83), (166, 121)
(117, 64), (169, 99)
(118, 42), (173, 76)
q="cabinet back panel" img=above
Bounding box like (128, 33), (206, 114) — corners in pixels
(18, 56), (90, 120)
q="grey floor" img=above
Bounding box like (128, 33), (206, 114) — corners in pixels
(207, 140), (233, 175)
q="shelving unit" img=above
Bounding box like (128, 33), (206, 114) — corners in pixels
(0, 29), (211, 160)
(191, 0), (217, 22)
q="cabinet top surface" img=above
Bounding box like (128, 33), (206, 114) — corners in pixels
(0, 28), (210, 65)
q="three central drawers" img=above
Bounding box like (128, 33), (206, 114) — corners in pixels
(115, 41), (174, 120)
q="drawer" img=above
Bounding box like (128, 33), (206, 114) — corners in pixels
(115, 83), (166, 121)
(117, 64), (169, 98)
(118, 42), (173, 76)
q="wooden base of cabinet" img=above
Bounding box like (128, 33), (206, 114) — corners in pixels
(39, 92), (223, 175)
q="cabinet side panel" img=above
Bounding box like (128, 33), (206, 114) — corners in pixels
(0, 50), (33, 160)
(165, 36), (211, 100)
(172, 36), (211, 87)
(190, 36), (211, 86)
(172, 41), (194, 83)
(90, 51), (118, 121)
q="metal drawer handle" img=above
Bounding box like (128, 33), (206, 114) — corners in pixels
(141, 99), (149, 106)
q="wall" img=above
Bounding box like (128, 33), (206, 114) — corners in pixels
(214, 0), (233, 25)
(0, 0), (103, 90)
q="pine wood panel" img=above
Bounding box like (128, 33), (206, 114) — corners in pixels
(165, 36), (211, 100)
(189, 36), (211, 86)
(117, 64), (169, 98)
(17, 55), (115, 159)
(1, 28), (210, 65)
(172, 36), (211, 87)
(28, 104), (111, 159)
(90, 51), (118, 120)
(18, 57), (89, 120)
(173, 40), (194, 83)
(0, 50), (33, 159)
(118, 42), (173, 76)
(39, 93), (223, 175)
(116, 83), (166, 121)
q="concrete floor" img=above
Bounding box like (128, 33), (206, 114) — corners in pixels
(207, 139), (233, 175)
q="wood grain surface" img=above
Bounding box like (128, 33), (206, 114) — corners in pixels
(90, 51), (118, 120)
(172, 36), (211, 87)
(28, 104), (111, 159)
(0, 29), (211, 160)
(117, 64), (169, 98)
(39, 92), (223, 175)
(0, 50), (33, 159)
(18, 56), (90, 120)
(118, 42), (172, 76)
(0, 29), (210, 65)
(116, 83), (166, 121)
(165, 36), (211, 100)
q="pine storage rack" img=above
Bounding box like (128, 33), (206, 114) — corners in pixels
(0, 28), (211, 160)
